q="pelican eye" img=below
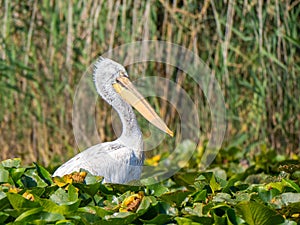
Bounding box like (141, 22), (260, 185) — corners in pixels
(119, 71), (128, 77)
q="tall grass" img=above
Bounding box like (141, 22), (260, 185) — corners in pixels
(0, 0), (299, 165)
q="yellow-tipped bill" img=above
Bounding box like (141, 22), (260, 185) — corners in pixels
(113, 76), (173, 137)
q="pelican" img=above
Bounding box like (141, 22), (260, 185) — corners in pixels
(53, 57), (173, 184)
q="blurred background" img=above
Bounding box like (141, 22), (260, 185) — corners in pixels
(0, 0), (299, 167)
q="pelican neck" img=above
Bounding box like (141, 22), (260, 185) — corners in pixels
(111, 96), (143, 150)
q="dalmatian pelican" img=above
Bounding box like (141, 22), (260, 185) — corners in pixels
(53, 57), (173, 183)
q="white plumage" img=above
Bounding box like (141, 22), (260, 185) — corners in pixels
(53, 57), (172, 184)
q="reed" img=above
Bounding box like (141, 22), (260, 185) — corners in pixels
(0, 0), (299, 165)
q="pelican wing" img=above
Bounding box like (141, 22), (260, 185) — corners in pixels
(53, 141), (144, 184)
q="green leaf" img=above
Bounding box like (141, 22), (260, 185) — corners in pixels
(3, 208), (20, 219)
(73, 182), (101, 197)
(211, 204), (239, 225)
(174, 172), (200, 186)
(212, 193), (233, 203)
(272, 193), (300, 211)
(21, 169), (48, 188)
(10, 168), (26, 184)
(82, 172), (103, 185)
(184, 215), (214, 224)
(282, 179), (300, 193)
(0, 212), (9, 223)
(34, 163), (53, 185)
(29, 187), (46, 197)
(258, 188), (280, 203)
(6, 192), (40, 210)
(211, 204), (237, 225)
(1, 158), (21, 168)
(192, 190), (207, 202)
(280, 193), (300, 205)
(209, 174), (221, 194)
(223, 173), (246, 193)
(67, 184), (78, 202)
(15, 207), (65, 222)
(72, 210), (101, 224)
(137, 196), (155, 214)
(139, 214), (172, 225)
(147, 183), (169, 197)
(265, 182), (285, 192)
(0, 192), (10, 211)
(183, 203), (203, 217)
(49, 185), (78, 205)
(226, 208), (238, 225)
(0, 168), (9, 183)
(192, 181), (207, 191)
(103, 212), (139, 225)
(55, 220), (76, 225)
(175, 216), (202, 225)
(14, 207), (43, 221)
(77, 206), (113, 218)
(49, 188), (69, 205)
(280, 220), (298, 225)
(160, 190), (192, 207)
(37, 197), (81, 214)
(107, 183), (141, 193)
(235, 192), (251, 202)
(236, 201), (284, 225)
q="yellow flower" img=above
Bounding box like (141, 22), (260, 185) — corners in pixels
(119, 191), (144, 212)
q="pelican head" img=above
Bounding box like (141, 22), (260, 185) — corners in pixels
(93, 57), (173, 137)
(93, 57), (128, 105)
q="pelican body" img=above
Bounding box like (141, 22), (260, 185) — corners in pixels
(53, 57), (173, 184)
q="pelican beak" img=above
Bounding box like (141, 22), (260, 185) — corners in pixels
(113, 76), (173, 137)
